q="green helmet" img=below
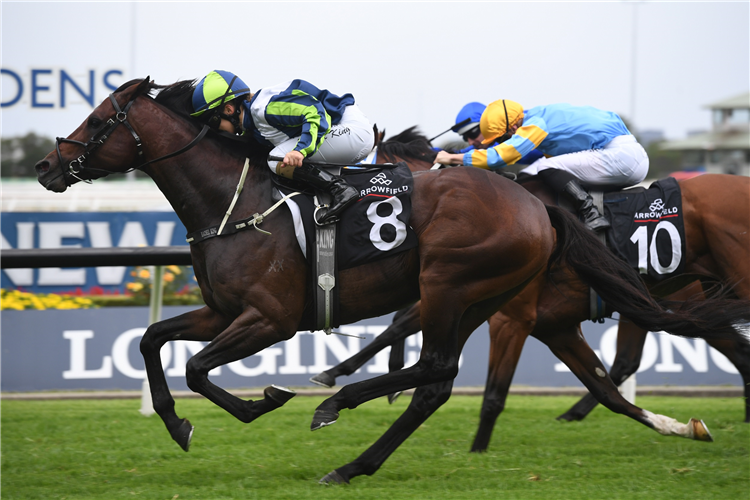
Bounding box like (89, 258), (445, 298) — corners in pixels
(190, 70), (251, 117)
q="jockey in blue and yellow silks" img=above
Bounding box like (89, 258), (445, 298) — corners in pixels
(191, 70), (374, 224)
(449, 101), (543, 163)
(435, 99), (649, 232)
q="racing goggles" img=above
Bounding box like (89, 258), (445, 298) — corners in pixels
(462, 125), (481, 142)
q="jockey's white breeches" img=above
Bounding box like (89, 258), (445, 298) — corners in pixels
(267, 104), (374, 171)
(520, 135), (649, 187)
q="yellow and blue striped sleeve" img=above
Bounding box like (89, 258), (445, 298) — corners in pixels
(464, 121), (548, 170)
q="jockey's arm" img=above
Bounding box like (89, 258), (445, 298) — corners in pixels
(454, 121), (549, 171)
(435, 150), (465, 166)
(266, 93), (332, 160)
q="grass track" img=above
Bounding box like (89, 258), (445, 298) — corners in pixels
(2, 395), (748, 499)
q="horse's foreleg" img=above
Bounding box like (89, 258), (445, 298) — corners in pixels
(541, 324), (713, 441)
(183, 309), (296, 424)
(319, 380), (454, 484)
(471, 311), (532, 453)
(309, 302), (421, 388)
(557, 317), (647, 422)
(139, 306), (231, 451)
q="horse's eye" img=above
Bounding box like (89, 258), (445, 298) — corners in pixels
(88, 117), (103, 129)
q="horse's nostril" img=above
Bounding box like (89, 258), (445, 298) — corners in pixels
(35, 161), (50, 175)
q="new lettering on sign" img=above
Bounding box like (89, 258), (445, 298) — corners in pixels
(1, 212), (188, 293)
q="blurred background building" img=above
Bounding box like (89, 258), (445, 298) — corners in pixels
(660, 92), (750, 177)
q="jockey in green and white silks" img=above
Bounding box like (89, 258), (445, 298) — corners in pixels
(191, 71), (374, 224)
(241, 79), (374, 173)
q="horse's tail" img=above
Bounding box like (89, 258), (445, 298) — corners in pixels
(545, 205), (750, 342)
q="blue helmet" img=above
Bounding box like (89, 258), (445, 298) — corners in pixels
(191, 70), (251, 117)
(453, 102), (486, 135)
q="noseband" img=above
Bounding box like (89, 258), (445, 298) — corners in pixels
(54, 91), (209, 186)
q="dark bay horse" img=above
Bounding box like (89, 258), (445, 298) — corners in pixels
(35, 81), (749, 484)
(316, 128), (750, 453)
(33, 76), (553, 467)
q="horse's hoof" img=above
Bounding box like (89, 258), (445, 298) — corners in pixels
(173, 418), (194, 452)
(264, 385), (296, 406)
(319, 470), (349, 484)
(689, 418), (714, 442)
(387, 391), (402, 404)
(310, 372), (336, 388)
(311, 409), (339, 431)
(556, 412), (579, 422)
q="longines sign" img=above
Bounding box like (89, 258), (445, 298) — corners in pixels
(0, 308), (741, 392)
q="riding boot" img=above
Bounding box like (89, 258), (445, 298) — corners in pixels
(563, 180), (611, 232)
(292, 164), (359, 224)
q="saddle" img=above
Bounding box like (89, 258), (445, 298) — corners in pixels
(273, 162), (418, 333)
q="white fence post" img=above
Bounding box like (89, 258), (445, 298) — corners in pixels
(620, 373), (637, 405)
(140, 265), (165, 417)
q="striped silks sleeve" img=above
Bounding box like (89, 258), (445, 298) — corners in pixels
(464, 121), (548, 170)
(265, 90), (332, 157)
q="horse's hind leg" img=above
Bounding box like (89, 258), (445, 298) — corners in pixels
(139, 306), (231, 451)
(319, 379), (454, 484)
(539, 324), (713, 441)
(309, 302), (421, 388)
(319, 293), (510, 483)
(706, 337), (750, 423)
(557, 317), (647, 422)
(310, 297), (464, 431)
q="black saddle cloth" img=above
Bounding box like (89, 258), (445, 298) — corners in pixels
(276, 162), (419, 270)
(603, 177), (686, 281)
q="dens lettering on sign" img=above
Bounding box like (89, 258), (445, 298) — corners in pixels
(1, 68), (124, 108)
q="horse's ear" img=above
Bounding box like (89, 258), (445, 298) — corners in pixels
(373, 124), (383, 149)
(133, 76), (152, 97)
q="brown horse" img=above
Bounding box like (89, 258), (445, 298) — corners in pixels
(482, 174), (750, 447)
(35, 81), (748, 485)
(470, 172), (750, 450)
(315, 128), (750, 455)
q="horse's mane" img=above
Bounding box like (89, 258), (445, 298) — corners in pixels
(151, 79), (199, 117)
(378, 126), (438, 164)
(114, 78), (197, 117)
(116, 78), (270, 161)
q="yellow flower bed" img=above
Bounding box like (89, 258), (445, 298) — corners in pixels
(1, 266), (203, 310)
(1, 289), (95, 310)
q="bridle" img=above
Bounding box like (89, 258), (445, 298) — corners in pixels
(54, 88), (209, 186)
